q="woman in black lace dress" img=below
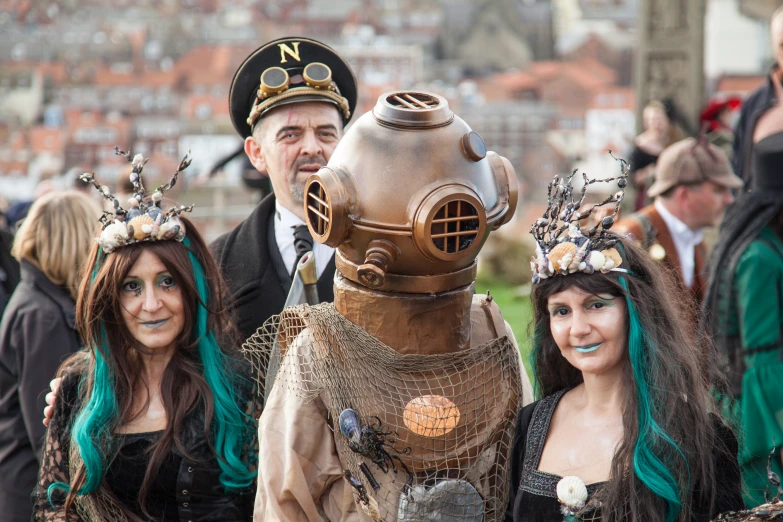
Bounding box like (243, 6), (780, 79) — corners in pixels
(33, 159), (260, 522)
(507, 172), (743, 522)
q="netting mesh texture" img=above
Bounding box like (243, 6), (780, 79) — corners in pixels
(243, 303), (525, 522)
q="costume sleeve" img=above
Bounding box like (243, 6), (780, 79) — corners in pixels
(236, 357), (263, 504)
(710, 419), (744, 516)
(732, 239), (783, 467)
(731, 102), (749, 179)
(18, 309), (75, 458)
(505, 321), (535, 407)
(690, 417), (744, 521)
(734, 241), (782, 351)
(253, 330), (363, 522)
(32, 373), (81, 522)
(504, 402), (536, 522)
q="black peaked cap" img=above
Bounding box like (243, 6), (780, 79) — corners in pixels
(229, 37), (358, 138)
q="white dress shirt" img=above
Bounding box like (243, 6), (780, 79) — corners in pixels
(654, 199), (703, 288)
(274, 201), (334, 278)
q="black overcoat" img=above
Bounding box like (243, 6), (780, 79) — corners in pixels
(210, 193), (335, 343)
(732, 67), (776, 182)
(0, 260), (81, 522)
(0, 228), (21, 316)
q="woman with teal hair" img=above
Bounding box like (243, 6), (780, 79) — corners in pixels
(33, 153), (259, 521)
(505, 171), (743, 522)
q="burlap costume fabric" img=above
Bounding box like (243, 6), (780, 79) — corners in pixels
(243, 303), (525, 522)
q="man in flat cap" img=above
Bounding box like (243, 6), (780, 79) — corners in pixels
(616, 137), (743, 322)
(211, 37), (358, 341)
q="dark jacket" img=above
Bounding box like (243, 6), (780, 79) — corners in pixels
(210, 193), (335, 342)
(0, 228), (21, 316)
(732, 68), (777, 182)
(0, 260), (81, 522)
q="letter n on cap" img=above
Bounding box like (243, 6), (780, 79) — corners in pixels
(278, 42), (301, 64)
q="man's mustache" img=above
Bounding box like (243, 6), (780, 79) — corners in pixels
(293, 155), (327, 170)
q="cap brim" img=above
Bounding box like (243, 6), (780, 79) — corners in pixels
(711, 171), (745, 190)
(252, 92), (345, 127)
(648, 171), (744, 197)
(646, 179), (673, 198)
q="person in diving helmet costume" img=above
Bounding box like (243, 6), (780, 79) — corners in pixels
(246, 91), (534, 522)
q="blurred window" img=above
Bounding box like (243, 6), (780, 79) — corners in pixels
(160, 141), (177, 157)
(195, 103), (212, 120)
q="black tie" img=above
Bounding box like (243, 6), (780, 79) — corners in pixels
(292, 224), (314, 278)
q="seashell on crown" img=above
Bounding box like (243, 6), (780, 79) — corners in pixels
(530, 153), (630, 284)
(81, 148), (194, 254)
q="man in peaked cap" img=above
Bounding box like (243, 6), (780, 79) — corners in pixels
(210, 37), (358, 341)
(615, 137), (742, 325)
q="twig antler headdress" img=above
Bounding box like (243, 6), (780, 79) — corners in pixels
(530, 154), (630, 284)
(81, 148), (195, 253)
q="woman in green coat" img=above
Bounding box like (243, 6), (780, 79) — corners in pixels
(703, 131), (783, 508)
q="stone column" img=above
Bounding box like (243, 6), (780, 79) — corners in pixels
(739, 0), (783, 20)
(635, 0), (707, 133)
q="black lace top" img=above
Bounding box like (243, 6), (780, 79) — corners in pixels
(105, 431), (180, 520)
(506, 390), (744, 522)
(32, 357), (261, 522)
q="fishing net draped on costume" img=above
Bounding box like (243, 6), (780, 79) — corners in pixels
(243, 303), (525, 522)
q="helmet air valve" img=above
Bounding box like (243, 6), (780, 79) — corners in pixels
(357, 240), (401, 288)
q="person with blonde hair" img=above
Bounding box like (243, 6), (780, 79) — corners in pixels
(0, 190), (99, 522)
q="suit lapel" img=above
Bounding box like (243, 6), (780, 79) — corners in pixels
(693, 242), (707, 301)
(644, 206), (707, 307)
(267, 215), (293, 294)
(269, 214), (336, 301)
(316, 254), (336, 303)
(643, 207), (683, 281)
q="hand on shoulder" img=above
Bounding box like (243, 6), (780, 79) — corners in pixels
(42, 351), (89, 426)
(42, 377), (61, 427)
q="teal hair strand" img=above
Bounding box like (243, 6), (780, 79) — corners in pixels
(620, 275), (687, 522)
(184, 237), (257, 488)
(49, 249), (117, 503)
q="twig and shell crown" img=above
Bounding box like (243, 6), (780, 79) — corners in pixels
(81, 147), (194, 254)
(530, 154), (630, 284)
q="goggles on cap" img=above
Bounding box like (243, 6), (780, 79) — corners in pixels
(247, 62), (350, 129)
(258, 62), (335, 99)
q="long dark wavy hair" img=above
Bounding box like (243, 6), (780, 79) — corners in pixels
(54, 218), (251, 520)
(530, 237), (727, 522)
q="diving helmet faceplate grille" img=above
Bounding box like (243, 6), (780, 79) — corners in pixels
(306, 179), (332, 238)
(430, 199), (480, 255)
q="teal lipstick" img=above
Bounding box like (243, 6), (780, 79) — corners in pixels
(575, 343), (601, 353)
